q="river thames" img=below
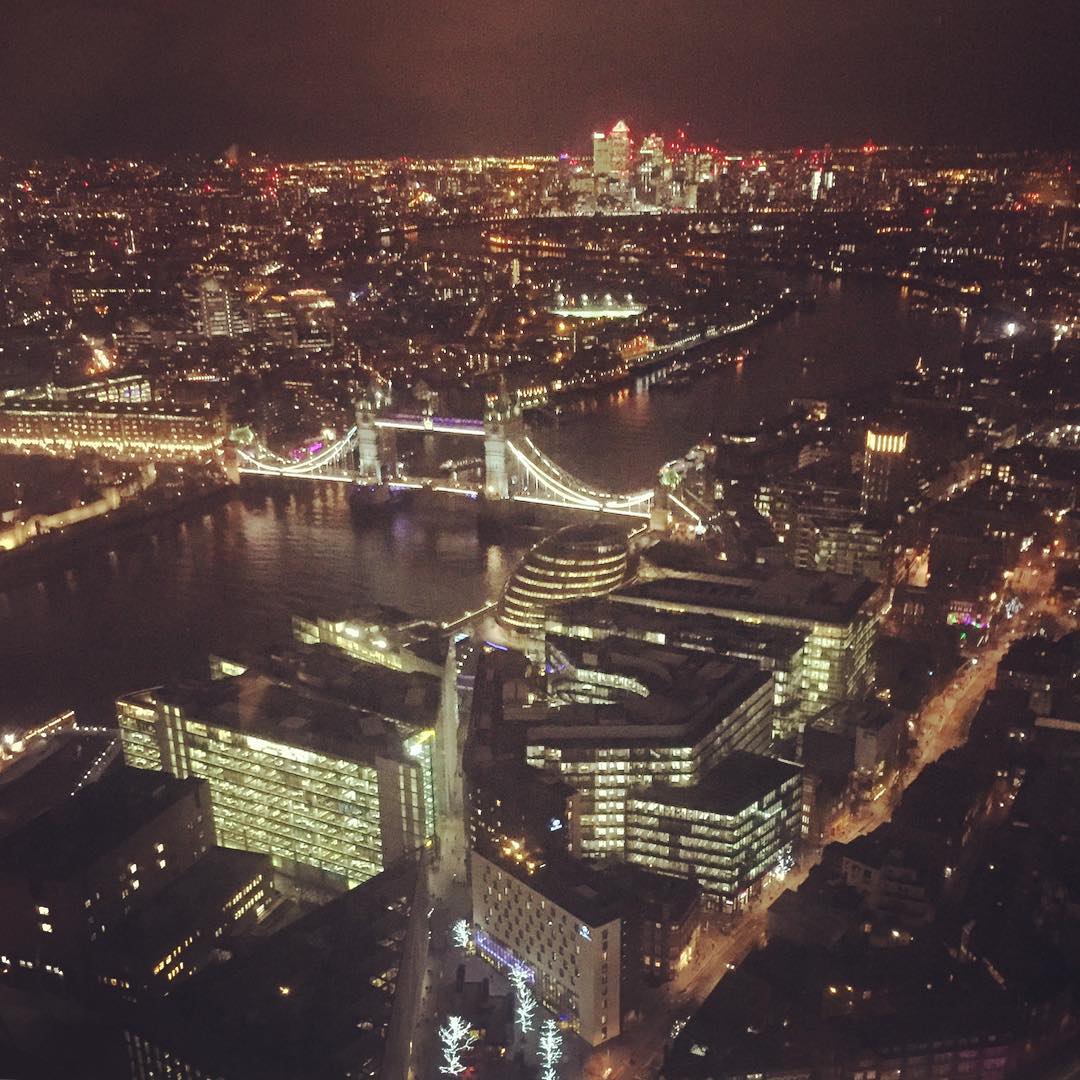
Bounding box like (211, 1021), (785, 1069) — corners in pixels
(0, 274), (964, 726)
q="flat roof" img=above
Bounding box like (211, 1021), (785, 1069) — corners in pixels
(100, 848), (271, 966)
(0, 767), (207, 881)
(473, 842), (624, 927)
(528, 644), (771, 746)
(0, 399), (214, 419)
(616, 566), (878, 626)
(126, 860), (418, 1079)
(140, 663), (433, 768)
(0, 730), (117, 842)
(632, 751), (801, 815)
(547, 596), (805, 662)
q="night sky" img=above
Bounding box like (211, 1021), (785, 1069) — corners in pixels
(1, 0), (1076, 159)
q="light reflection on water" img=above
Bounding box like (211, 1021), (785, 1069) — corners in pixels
(0, 276), (963, 725)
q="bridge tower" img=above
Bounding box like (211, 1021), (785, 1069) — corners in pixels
(483, 385), (523, 500)
(354, 390), (396, 481)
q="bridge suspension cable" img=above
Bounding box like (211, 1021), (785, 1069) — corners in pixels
(506, 439), (653, 517)
(237, 427), (358, 475)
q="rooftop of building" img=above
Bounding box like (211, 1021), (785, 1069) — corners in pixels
(808, 698), (905, 735)
(0, 767), (208, 881)
(528, 643), (771, 745)
(619, 564), (878, 626)
(125, 859), (418, 1080)
(891, 744), (997, 837)
(533, 521), (631, 554)
(0, 398), (215, 418)
(473, 838), (625, 928)
(999, 630), (1080, 680)
(129, 653), (440, 767)
(0, 730), (118, 842)
(96, 847), (271, 971)
(600, 861), (702, 921)
(545, 595), (806, 662)
(631, 751), (801, 815)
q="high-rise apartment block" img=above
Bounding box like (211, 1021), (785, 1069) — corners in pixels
(861, 426), (909, 514)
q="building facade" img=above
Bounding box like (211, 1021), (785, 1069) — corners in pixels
(117, 669), (435, 889)
(0, 400), (224, 460)
(471, 845), (622, 1046)
(625, 752), (802, 911)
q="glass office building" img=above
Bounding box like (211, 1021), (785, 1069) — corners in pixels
(525, 638), (773, 857)
(626, 751), (802, 910)
(118, 667), (436, 889)
(499, 523), (630, 634)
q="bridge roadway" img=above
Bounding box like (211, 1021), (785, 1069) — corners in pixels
(236, 423), (660, 520)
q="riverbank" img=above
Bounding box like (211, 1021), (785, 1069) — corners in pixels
(0, 481), (234, 591)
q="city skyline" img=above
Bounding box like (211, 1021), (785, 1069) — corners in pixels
(1, 1), (1077, 160)
(0, 12), (1076, 1076)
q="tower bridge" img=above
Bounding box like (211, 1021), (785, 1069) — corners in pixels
(233, 391), (676, 524)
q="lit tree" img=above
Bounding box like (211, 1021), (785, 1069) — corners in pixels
(437, 1015), (476, 1077)
(451, 918), (471, 951)
(539, 1018), (563, 1080)
(508, 965), (536, 1035)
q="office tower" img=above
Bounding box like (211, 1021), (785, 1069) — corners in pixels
(861, 425), (909, 514)
(197, 276), (246, 338)
(593, 120), (631, 185)
(499, 523), (630, 633)
(592, 130), (613, 178)
(636, 133), (666, 201)
(615, 564), (880, 719)
(543, 595), (807, 731)
(117, 663), (437, 890)
(525, 641), (773, 857)
(607, 119), (631, 183)
(625, 751), (802, 911)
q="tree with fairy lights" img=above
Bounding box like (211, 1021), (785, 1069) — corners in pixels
(508, 964), (536, 1035)
(539, 1018), (563, 1080)
(451, 918), (471, 951)
(437, 1015), (476, 1076)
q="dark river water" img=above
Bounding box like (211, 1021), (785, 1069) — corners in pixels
(0, 275), (964, 726)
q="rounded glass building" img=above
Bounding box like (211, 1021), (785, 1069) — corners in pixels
(499, 523), (630, 633)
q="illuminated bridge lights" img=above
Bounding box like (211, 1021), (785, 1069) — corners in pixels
(237, 422), (657, 518)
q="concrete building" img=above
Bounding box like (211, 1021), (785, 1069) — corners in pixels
(0, 768), (214, 991)
(125, 860), (418, 1080)
(861, 426), (909, 515)
(93, 848), (272, 998)
(471, 843), (624, 1046)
